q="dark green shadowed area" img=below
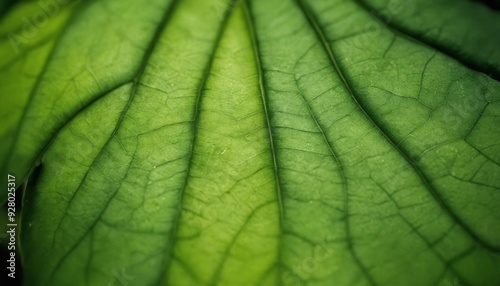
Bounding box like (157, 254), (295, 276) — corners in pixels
(0, 0), (499, 285)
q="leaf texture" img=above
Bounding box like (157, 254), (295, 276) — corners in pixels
(0, 0), (499, 285)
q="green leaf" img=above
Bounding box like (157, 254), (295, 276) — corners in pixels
(0, 0), (79, 192)
(1, 0), (499, 285)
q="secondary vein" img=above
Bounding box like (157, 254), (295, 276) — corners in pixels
(296, 0), (500, 255)
(243, 2), (286, 285)
(354, 0), (500, 81)
(45, 0), (182, 283)
(157, 0), (239, 284)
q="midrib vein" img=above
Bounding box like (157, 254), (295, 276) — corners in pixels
(158, 0), (239, 284)
(292, 73), (372, 285)
(295, 1), (378, 285)
(244, 2), (286, 285)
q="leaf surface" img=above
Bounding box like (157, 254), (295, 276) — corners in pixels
(0, 0), (499, 285)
